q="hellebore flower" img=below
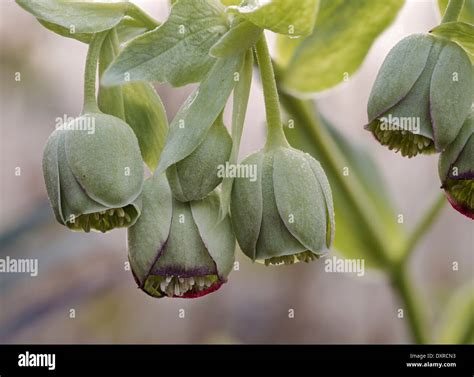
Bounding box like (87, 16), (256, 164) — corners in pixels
(230, 147), (335, 265)
(42, 113), (144, 232)
(166, 115), (232, 202)
(366, 34), (473, 157)
(439, 113), (473, 219)
(128, 174), (235, 298)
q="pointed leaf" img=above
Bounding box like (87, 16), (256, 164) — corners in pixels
(156, 54), (244, 174)
(16, 0), (131, 33)
(102, 0), (230, 87)
(277, 0), (404, 94)
(229, 0), (319, 37)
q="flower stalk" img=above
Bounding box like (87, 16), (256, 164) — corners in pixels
(83, 32), (108, 114)
(441, 0), (465, 23)
(255, 35), (289, 149)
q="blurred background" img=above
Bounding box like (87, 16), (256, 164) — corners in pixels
(0, 0), (472, 344)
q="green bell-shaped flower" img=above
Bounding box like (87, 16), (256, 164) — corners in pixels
(439, 113), (473, 219)
(42, 112), (144, 232)
(166, 115), (232, 202)
(230, 147), (335, 265)
(366, 34), (473, 157)
(128, 174), (235, 298)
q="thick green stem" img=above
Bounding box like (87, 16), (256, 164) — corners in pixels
(82, 32), (108, 114)
(398, 194), (445, 264)
(441, 0), (464, 23)
(391, 266), (428, 344)
(255, 36), (289, 149)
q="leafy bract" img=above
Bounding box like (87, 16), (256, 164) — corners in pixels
(102, 0), (230, 87)
(277, 0), (404, 95)
(156, 54), (244, 174)
(17, 0), (132, 33)
(431, 21), (474, 63)
(229, 0), (319, 37)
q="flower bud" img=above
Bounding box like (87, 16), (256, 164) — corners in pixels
(42, 113), (144, 232)
(166, 116), (232, 202)
(128, 174), (235, 298)
(230, 147), (335, 265)
(366, 34), (473, 157)
(439, 113), (473, 219)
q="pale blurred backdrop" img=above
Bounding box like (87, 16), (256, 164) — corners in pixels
(0, 0), (472, 344)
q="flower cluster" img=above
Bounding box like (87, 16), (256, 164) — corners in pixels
(366, 31), (473, 218)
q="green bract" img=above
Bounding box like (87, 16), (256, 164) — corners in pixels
(102, 0), (229, 87)
(128, 174), (235, 298)
(166, 115), (232, 202)
(366, 34), (473, 157)
(230, 146), (335, 265)
(439, 113), (474, 219)
(42, 113), (144, 232)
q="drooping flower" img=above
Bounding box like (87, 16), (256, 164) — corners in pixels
(42, 113), (144, 232)
(128, 174), (235, 298)
(366, 34), (473, 157)
(230, 146), (335, 265)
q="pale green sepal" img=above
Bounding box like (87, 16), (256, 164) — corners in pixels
(152, 199), (216, 275)
(368, 34), (434, 121)
(191, 191), (235, 279)
(65, 113), (144, 208)
(272, 148), (330, 255)
(430, 41), (473, 151)
(307, 156), (335, 249)
(167, 116), (232, 202)
(42, 129), (65, 224)
(439, 114), (474, 181)
(230, 151), (264, 261)
(255, 149), (305, 260)
(127, 174), (172, 286)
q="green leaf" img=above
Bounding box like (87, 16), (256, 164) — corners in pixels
(210, 20), (262, 58)
(38, 19), (92, 43)
(157, 54), (244, 174)
(430, 21), (474, 62)
(277, 0), (404, 94)
(102, 0), (230, 87)
(284, 110), (404, 268)
(438, 0), (474, 24)
(98, 29), (168, 172)
(229, 0), (319, 37)
(435, 283), (474, 344)
(16, 0), (131, 33)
